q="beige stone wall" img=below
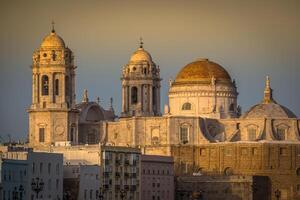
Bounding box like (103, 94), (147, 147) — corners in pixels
(171, 143), (300, 200)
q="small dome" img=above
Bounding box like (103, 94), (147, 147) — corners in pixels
(242, 102), (297, 119)
(129, 47), (152, 62)
(40, 31), (65, 48)
(175, 59), (231, 84)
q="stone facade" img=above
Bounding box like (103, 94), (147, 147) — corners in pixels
(141, 155), (174, 200)
(175, 175), (270, 200)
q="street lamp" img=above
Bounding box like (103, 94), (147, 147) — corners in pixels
(275, 189), (281, 200)
(120, 189), (127, 200)
(31, 178), (44, 199)
(97, 187), (104, 200)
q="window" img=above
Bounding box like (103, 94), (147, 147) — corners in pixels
(51, 50), (56, 61)
(229, 103), (235, 111)
(40, 162), (43, 173)
(277, 128), (286, 140)
(131, 87), (138, 104)
(48, 179), (52, 190)
(247, 127), (256, 141)
(182, 102), (191, 110)
(56, 163), (59, 175)
(90, 189), (93, 199)
(32, 163), (35, 174)
(55, 79), (59, 95)
(65, 76), (70, 97)
(152, 87), (157, 106)
(56, 179), (59, 190)
(41, 75), (49, 95)
(39, 128), (45, 143)
(48, 163), (51, 174)
(180, 127), (189, 144)
(84, 190), (87, 200)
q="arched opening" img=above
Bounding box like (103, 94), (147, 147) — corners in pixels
(65, 76), (69, 97)
(182, 102), (191, 110)
(51, 50), (56, 61)
(41, 75), (49, 96)
(152, 87), (157, 106)
(131, 87), (138, 104)
(55, 79), (59, 95)
(229, 103), (235, 111)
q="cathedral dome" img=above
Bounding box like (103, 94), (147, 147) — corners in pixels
(175, 59), (231, 84)
(40, 30), (65, 48)
(242, 103), (297, 119)
(242, 76), (297, 119)
(129, 47), (152, 62)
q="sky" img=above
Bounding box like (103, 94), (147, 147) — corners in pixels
(0, 0), (299, 141)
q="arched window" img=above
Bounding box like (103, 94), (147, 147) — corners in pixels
(277, 126), (287, 140)
(41, 75), (49, 95)
(247, 127), (257, 141)
(182, 102), (191, 110)
(152, 87), (157, 106)
(55, 79), (59, 95)
(131, 87), (138, 104)
(229, 103), (235, 111)
(51, 50), (56, 61)
(180, 126), (189, 144)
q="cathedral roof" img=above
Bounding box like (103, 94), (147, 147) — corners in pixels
(242, 103), (297, 119)
(129, 47), (152, 62)
(175, 59), (231, 84)
(129, 38), (153, 62)
(40, 29), (65, 48)
(242, 76), (297, 119)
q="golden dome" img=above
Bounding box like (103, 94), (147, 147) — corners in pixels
(40, 30), (65, 48)
(130, 47), (152, 62)
(175, 59), (231, 84)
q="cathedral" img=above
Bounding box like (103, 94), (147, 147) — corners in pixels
(28, 27), (300, 199)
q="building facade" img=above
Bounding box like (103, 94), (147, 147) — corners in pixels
(0, 147), (63, 200)
(141, 155), (174, 200)
(63, 165), (101, 200)
(101, 146), (141, 200)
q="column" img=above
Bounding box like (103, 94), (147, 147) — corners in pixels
(32, 73), (36, 104)
(122, 86), (125, 113)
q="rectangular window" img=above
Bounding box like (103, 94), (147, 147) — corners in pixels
(39, 128), (45, 142)
(277, 128), (286, 140)
(180, 127), (188, 144)
(248, 128), (256, 141)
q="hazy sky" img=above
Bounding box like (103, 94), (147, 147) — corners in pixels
(0, 0), (299, 141)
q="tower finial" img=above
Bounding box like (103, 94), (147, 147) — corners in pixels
(82, 89), (89, 103)
(51, 21), (55, 33)
(263, 75), (274, 104)
(139, 37), (143, 48)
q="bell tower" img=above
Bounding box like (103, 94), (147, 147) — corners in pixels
(121, 39), (161, 117)
(28, 24), (79, 147)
